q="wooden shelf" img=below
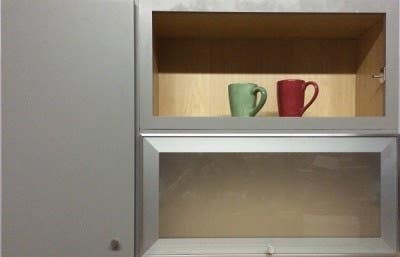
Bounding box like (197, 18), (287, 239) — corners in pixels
(153, 12), (385, 117)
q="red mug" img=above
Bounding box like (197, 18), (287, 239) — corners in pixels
(277, 79), (319, 117)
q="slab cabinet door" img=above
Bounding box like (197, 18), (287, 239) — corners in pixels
(2, 1), (134, 257)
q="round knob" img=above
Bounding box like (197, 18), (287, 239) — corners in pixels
(110, 238), (121, 251)
(266, 244), (275, 255)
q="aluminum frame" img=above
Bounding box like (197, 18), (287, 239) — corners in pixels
(136, 0), (399, 132)
(139, 136), (398, 257)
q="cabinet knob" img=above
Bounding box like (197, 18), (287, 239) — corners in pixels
(110, 238), (121, 251)
(266, 244), (275, 255)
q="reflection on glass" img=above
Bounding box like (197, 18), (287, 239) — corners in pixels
(159, 153), (380, 238)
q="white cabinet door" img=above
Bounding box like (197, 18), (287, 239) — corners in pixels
(2, 1), (134, 256)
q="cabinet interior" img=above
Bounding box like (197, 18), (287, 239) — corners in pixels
(152, 12), (385, 117)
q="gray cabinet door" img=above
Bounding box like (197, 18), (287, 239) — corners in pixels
(2, 1), (134, 257)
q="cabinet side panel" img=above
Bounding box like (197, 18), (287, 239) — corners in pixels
(356, 19), (385, 116)
(153, 37), (160, 116)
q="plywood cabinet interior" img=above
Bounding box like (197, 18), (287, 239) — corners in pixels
(152, 13), (385, 117)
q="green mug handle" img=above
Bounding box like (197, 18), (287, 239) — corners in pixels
(249, 86), (267, 116)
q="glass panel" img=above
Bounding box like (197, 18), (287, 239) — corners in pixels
(153, 13), (385, 117)
(159, 153), (380, 238)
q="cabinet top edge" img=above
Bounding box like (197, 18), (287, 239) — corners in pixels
(137, 0), (398, 14)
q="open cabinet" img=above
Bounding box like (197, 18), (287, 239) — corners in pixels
(137, 0), (399, 131)
(153, 12), (385, 118)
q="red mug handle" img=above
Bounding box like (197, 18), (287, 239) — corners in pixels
(301, 81), (319, 115)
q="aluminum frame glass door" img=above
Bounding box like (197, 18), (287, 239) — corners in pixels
(139, 136), (397, 256)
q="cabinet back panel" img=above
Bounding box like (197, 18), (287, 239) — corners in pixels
(155, 39), (356, 117)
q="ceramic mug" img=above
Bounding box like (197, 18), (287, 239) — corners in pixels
(228, 83), (267, 117)
(277, 79), (319, 117)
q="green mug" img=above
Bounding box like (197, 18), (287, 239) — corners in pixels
(228, 83), (267, 117)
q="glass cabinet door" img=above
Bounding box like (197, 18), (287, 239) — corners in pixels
(139, 137), (397, 256)
(160, 152), (380, 238)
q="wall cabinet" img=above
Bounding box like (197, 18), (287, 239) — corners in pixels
(137, 0), (399, 132)
(3, 1), (399, 257)
(136, 1), (400, 257)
